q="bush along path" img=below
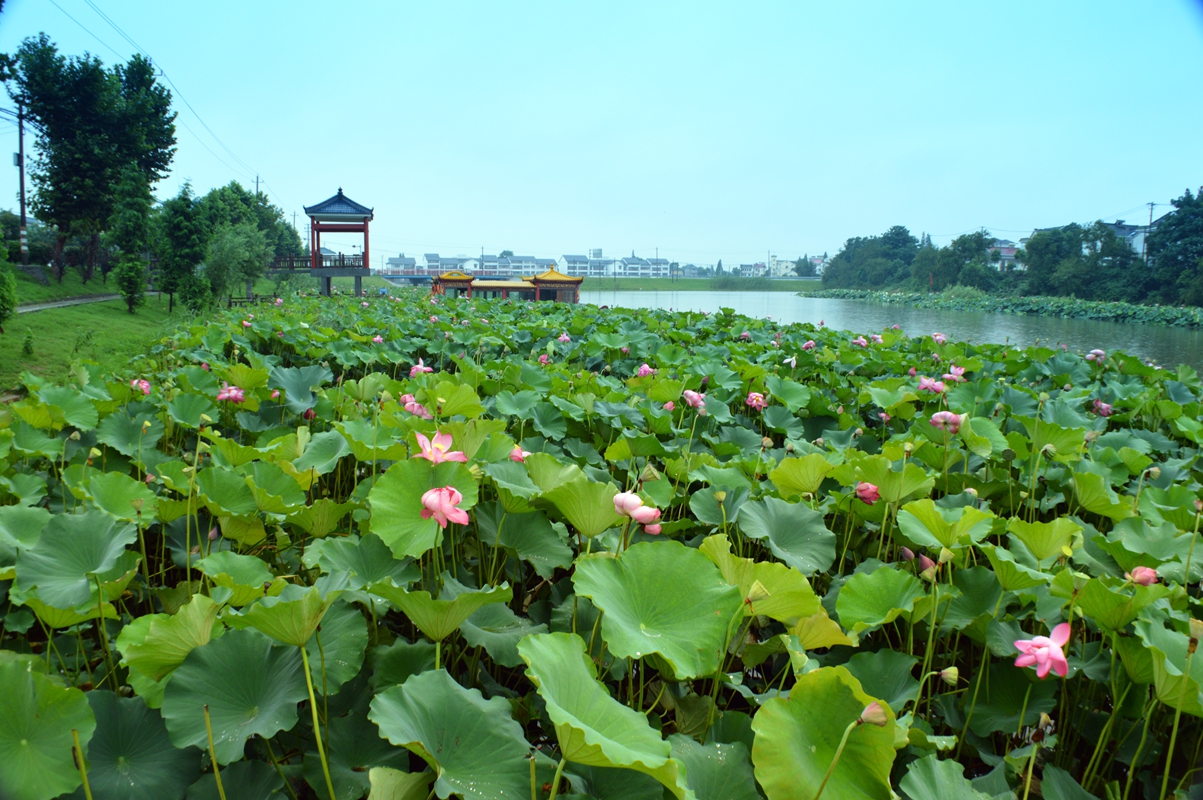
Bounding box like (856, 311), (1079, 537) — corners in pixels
(803, 287), (1203, 329)
(2, 288), (1203, 799)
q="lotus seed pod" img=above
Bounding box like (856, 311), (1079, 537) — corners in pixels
(1191, 618), (1203, 642)
(640, 464), (662, 483)
(1038, 392), (1050, 402)
(938, 547), (955, 564)
(1002, 448), (1016, 461)
(785, 441), (796, 452)
(939, 667), (959, 686)
(965, 487), (978, 497)
(1041, 443), (1057, 456)
(762, 437), (774, 450)
(713, 490), (727, 503)
(1147, 466), (1161, 479)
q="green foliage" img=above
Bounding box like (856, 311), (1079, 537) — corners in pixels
(822, 224), (918, 289)
(115, 257), (147, 313)
(2, 288), (1203, 797)
(0, 262), (16, 332)
(1148, 187), (1203, 304)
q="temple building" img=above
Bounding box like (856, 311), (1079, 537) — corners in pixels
(432, 268), (583, 303)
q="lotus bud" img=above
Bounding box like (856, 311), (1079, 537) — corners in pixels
(1196, 498), (1203, 514)
(854, 428), (863, 437)
(859, 701), (890, 727)
(903, 442), (913, 454)
(1019, 490), (1029, 499)
(1038, 712), (1054, 732)
(785, 441), (795, 453)
(938, 547), (955, 564)
(468, 464), (484, 481)
(141, 420), (152, 432)
(1063, 384), (1072, 391)
(200, 413), (213, 423)
(1039, 392), (1050, 402)
(69, 431), (80, 441)
(130, 498), (144, 513)
(208, 527), (220, 541)
(1084, 430), (1099, 443)
(1147, 466), (1161, 480)
(1041, 443), (1057, 456)
(814, 438), (824, 448)
(837, 405), (844, 415)
(939, 667), (959, 686)
(900, 547), (915, 562)
(917, 554), (937, 582)
(713, 490), (727, 503)
(965, 487), (978, 497)
(762, 437), (774, 450)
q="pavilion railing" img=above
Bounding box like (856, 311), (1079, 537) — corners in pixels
(269, 254), (367, 271)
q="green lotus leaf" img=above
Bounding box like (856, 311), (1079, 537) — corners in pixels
(1018, 417), (1085, 463)
(1006, 517), (1083, 565)
(474, 503), (574, 580)
(532, 402), (567, 439)
(269, 364), (332, 414)
(303, 712), (409, 800)
(517, 632), (693, 799)
(303, 533), (420, 591)
(979, 544), (1050, 591)
(16, 511), (137, 609)
(368, 575), (511, 643)
(524, 452), (585, 493)
(88, 471), (159, 522)
(441, 574), (547, 667)
(1077, 578), (1169, 633)
(898, 754), (991, 800)
(668, 734), (758, 800)
(1135, 619), (1203, 716)
(765, 374), (811, 413)
(751, 666), (896, 800)
(368, 458), (479, 559)
(572, 540), (743, 680)
(737, 496), (836, 575)
(1072, 471), (1134, 521)
(843, 649), (920, 712)
(166, 393), (218, 429)
(307, 598), (368, 694)
(292, 430), (352, 475)
(68, 691), (201, 800)
(183, 759), (285, 800)
(241, 461), (307, 514)
(117, 593), (223, 682)
(228, 581), (345, 647)
(698, 534), (820, 624)
(287, 498), (355, 538)
(835, 566), (926, 635)
(482, 461), (539, 513)
(370, 638), (437, 692)
(368, 670), (532, 800)
(1139, 485), (1199, 531)
(433, 381), (485, 419)
(161, 628), (308, 764)
(20, 592), (119, 629)
(337, 420), (409, 462)
(896, 499), (994, 550)
(854, 456), (934, 505)
(195, 551), (286, 607)
(366, 767), (431, 800)
(96, 411), (163, 457)
(965, 662), (1057, 736)
(539, 476), (623, 538)
(37, 385), (99, 431)
(0, 504), (51, 579)
(0, 659), (97, 800)
(961, 417), (1009, 460)
(11, 420), (64, 458)
(768, 453), (835, 500)
(689, 485), (749, 526)
(195, 467), (259, 518)
(493, 389), (541, 419)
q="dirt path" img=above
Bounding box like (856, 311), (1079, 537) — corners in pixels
(16, 292), (157, 313)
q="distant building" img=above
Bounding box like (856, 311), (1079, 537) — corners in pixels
(559, 255), (608, 278)
(384, 253), (417, 272)
(988, 239), (1020, 271)
(617, 252), (669, 279)
(681, 263), (700, 278)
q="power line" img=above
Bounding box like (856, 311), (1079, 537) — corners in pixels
(45, 0), (124, 60)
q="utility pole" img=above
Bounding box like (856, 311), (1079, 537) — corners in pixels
(1145, 201), (1155, 264)
(17, 103), (28, 266)
(255, 174), (259, 196)
(292, 211), (297, 231)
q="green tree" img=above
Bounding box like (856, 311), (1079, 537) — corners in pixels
(910, 242), (938, 289)
(716, 259), (724, 275)
(0, 241), (16, 333)
(794, 255), (815, 277)
(109, 165), (152, 313)
(822, 226), (918, 289)
(1148, 188), (1203, 305)
(205, 222), (269, 300)
(158, 186), (205, 312)
(930, 231), (992, 291)
(499, 250), (514, 258)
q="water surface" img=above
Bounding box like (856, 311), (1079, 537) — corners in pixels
(581, 290), (1203, 370)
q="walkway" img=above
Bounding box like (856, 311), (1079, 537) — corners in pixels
(16, 292), (156, 314)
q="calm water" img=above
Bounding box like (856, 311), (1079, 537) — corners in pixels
(581, 290), (1203, 370)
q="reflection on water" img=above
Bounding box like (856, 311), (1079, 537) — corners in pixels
(581, 290), (1203, 371)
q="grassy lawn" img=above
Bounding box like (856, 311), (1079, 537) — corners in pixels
(581, 277), (820, 292)
(11, 265), (121, 305)
(0, 296), (183, 392)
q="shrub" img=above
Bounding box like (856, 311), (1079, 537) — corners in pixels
(0, 264), (16, 334)
(115, 257), (147, 313)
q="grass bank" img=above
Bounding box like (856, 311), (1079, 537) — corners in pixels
(803, 287), (1203, 328)
(12, 265), (120, 305)
(583, 276), (819, 292)
(0, 296), (182, 391)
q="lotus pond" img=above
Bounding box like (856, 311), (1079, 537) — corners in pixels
(1, 289), (1202, 800)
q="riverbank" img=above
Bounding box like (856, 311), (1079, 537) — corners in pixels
(801, 288), (1203, 329)
(584, 276), (818, 292)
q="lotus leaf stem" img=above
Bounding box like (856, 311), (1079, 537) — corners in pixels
(547, 757), (568, 800)
(1160, 643), (1195, 800)
(203, 704), (227, 800)
(72, 728), (93, 800)
(814, 718), (860, 800)
(91, 573), (117, 690)
(1124, 697), (1158, 800)
(1020, 741), (1039, 800)
(300, 644), (338, 800)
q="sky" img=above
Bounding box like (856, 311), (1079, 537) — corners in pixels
(0, 1), (1201, 266)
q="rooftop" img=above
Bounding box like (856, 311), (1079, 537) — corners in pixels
(304, 188), (374, 220)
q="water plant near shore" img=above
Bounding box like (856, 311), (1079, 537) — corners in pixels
(1, 288), (1203, 799)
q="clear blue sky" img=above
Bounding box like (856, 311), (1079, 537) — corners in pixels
(1, 1), (1201, 265)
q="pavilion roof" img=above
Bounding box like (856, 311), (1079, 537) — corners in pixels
(533, 267), (583, 283)
(304, 188), (374, 220)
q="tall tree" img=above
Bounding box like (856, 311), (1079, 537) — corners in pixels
(1147, 188), (1203, 305)
(1018, 225), (1083, 297)
(109, 165), (151, 313)
(158, 186), (205, 312)
(205, 222), (269, 300)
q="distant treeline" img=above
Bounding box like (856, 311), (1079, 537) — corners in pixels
(820, 187), (1203, 306)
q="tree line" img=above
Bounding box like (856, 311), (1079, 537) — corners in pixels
(0, 34), (301, 319)
(819, 188), (1203, 306)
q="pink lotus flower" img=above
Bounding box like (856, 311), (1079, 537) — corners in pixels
(643, 523), (662, 535)
(663, 401), (675, 412)
(1126, 566), (1158, 586)
(242, 320), (252, 328)
(855, 482), (880, 505)
(819, 319), (825, 326)
(770, 340), (779, 348)
(746, 392), (768, 410)
(277, 331), (284, 338)
(144, 473), (155, 484)
(372, 335), (384, 344)
(740, 331), (752, 341)
(247, 314), (254, 320)
(413, 431), (468, 464)
(430, 315), (439, 322)
(401, 394), (433, 420)
(630, 505), (661, 525)
(509, 446), (531, 463)
(420, 486), (470, 528)
(932, 332), (947, 345)
(274, 297), (283, 306)
(539, 354), (551, 365)
(852, 336), (868, 347)
(930, 410), (964, 433)
(802, 340), (816, 350)
(784, 356), (797, 368)
(908, 367), (917, 377)
(1014, 623), (1071, 679)
(621, 347), (630, 354)
(410, 359), (434, 378)
(637, 363), (656, 377)
(917, 376), (942, 393)
(216, 383), (245, 403)
(870, 334), (883, 344)
(891, 324), (900, 330)
(481, 318), (488, 324)
(462, 320), (470, 326)
(1086, 349), (1106, 361)
(878, 412), (891, 422)
(1093, 399), (1112, 417)
(270, 389), (281, 399)
(361, 301), (370, 308)
(130, 378), (150, 396)
(613, 492), (646, 516)
(201, 362), (210, 371)
(558, 333), (571, 343)
(683, 390), (706, 409)
(942, 364), (966, 383)
(860, 701), (889, 727)
(303, 407), (316, 420)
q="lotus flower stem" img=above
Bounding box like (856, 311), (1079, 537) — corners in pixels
(530, 755), (537, 800)
(1123, 697), (1157, 800)
(72, 728), (94, 800)
(1160, 644), (1195, 800)
(814, 718), (860, 800)
(263, 737), (300, 800)
(1015, 684), (1032, 737)
(956, 594), (1005, 760)
(300, 645), (338, 800)
(203, 705), (227, 800)
(547, 757), (568, 800)
(1021, 741), (1039, 800)
(92, 573), (117, 690)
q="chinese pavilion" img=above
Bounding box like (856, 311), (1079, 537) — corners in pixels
(303, 189), (373, 296)
(432, 268), (583, 303)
